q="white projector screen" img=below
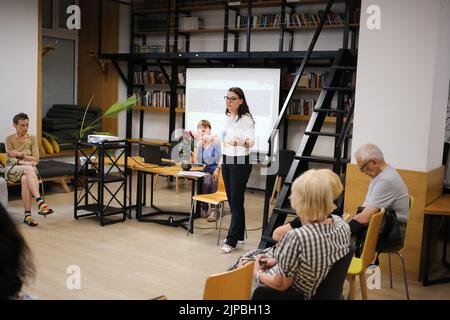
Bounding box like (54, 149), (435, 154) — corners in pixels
(185, 68), (281, 154)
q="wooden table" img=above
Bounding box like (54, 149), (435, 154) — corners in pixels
(421, 194), (450, 286)
(134, 162), (205, 232)
(127, 138), (171, 147)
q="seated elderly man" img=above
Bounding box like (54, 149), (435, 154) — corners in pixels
(348, 143), (409, 234)
(0, 176), (7, 208)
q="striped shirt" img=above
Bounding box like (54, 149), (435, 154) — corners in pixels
(267, 214), (351, 299)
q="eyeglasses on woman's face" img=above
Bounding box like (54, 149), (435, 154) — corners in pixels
(224, 96), (240, 102)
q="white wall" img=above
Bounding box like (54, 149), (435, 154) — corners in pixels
(428, 0), (450, 169)
(352, 0), (450, 172)
(0, 0), (39, 141)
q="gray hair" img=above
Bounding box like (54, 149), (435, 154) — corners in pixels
(355, 143), (384, 162)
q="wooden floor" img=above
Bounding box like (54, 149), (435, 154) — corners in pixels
(6, 179), (450, 300)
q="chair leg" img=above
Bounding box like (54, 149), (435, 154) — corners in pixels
(187, 200), (195, 236)
(217, 202), (225, 246)
(154, 174), (159, 190)
(270, 176), (279, 204)
(59, 177), (70, 193)
(397, 252), (410, 300)
(388, 252), (393, 289)
(348, 275), (356, 300)
(176, 176), (179, 194)
(359, 272), (368, 300)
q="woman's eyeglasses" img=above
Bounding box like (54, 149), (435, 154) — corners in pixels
(224, 96), (240, 102)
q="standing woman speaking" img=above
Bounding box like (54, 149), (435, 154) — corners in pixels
(213, 87), (255, 254)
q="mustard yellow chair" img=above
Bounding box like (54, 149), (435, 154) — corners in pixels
(203, 261), (254, 300)
(380, 195), (414, 300)
(347, 210), (385, 300)
(187, 171), (228, 245)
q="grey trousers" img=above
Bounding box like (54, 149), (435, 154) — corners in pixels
(0, 177), (8, 208)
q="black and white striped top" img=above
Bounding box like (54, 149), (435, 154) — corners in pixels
(267, 214), (351, 299)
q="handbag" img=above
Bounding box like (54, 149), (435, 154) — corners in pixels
(355, 207), (403, 254)
(376, 208), (403, 252)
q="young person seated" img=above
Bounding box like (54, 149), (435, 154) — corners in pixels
(252, 169), (351, 299)
(272, 168), (343, 242)
(0, 203), (35, 299)
(4, 113), (54, 227)
(192, 120), (221, 222)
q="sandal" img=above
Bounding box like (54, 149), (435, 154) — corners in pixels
(24, 214), (38, 227)
(220, 244), (234, 254)
(38, 206), (54, 217)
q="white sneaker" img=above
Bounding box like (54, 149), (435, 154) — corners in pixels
(220, 244), (234, 254)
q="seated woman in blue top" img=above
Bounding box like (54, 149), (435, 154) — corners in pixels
(193, 120), (221, 222)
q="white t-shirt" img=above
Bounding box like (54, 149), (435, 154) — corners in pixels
(221, 113), (255, 157)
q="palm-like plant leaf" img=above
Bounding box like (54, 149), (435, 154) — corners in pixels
(79, 95), (138, 139)
(102, 95), (138, 118)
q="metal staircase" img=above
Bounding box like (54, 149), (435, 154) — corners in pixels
(258, 0), (358, 249)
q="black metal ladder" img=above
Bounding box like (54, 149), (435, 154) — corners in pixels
(259, 48), (357, 249)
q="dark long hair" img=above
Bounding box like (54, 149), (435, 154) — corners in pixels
(225, 87), (254, 122)
(0, 204), (34, 299)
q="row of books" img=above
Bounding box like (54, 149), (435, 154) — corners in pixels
(236, 11), (346, 29)
(288, 99), (316, 116)
(135, 91), (186, 109)
(283, 72), (330, 89)
(179, 16), (205, 31)
(134, 44), (165, 53)
(133, 71), (186, 85)
(286, 10), (345, 27)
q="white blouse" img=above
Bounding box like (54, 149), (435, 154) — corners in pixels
(221, 113), (255, 157)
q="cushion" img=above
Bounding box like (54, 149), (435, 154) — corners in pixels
(0, 153), (6, 167)
(43, 117), (78, 125)
(36, 160), (75, 178)
(48, 137), (60, 154)
(42, 137), (54, 154)
(38, 142), (46, 156)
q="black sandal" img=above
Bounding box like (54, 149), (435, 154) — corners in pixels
(24, 214), (38, 227)
(38, 207), (54, 217)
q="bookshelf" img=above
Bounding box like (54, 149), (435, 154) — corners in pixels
(132, 0), (360, 53)
(133, 106), (185, 113)
(287, 114), (349, 124)
(107, 0), (360, 144)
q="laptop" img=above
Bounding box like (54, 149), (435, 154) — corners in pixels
(139, 144), (173, 166)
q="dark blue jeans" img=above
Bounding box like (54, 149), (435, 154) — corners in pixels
(222, 155), (252, 248)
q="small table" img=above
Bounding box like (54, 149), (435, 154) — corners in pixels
(134, 162), (205, 232)
(421, 194), (450, 286)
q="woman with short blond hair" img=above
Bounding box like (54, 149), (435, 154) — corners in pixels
(272, 169), (343, 241)
(253, 169), (350, 299)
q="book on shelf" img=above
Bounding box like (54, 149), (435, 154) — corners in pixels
(179, 16), (205, 32)
(237, 14), (281, 28)
(282, 71), (329, 89)
(285, 10), (345, 28)
(133, 89), (186, 110)
(288, 99), (316, 116)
